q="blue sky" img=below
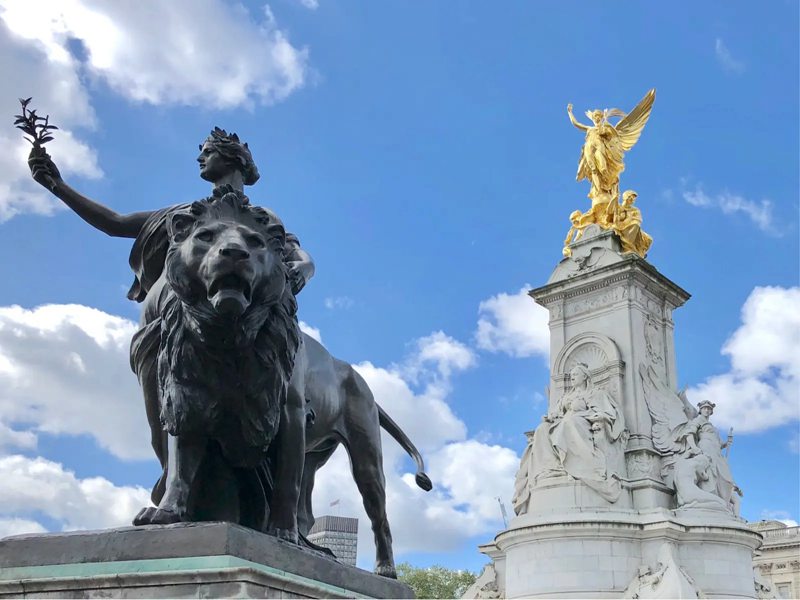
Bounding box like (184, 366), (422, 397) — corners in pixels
(0, 0), (797, 574)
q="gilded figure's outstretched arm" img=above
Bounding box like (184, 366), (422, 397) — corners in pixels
(567, 104), (589, 131)
(28, 147), (152, 238)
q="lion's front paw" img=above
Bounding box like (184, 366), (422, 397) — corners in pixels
(269, 527), (299, 544)
(375, 562), (397, 579)
(133, 506), (183, 526)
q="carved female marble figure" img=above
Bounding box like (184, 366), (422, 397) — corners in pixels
(528, 363), (626, 502)
(639, 363), (743, 514)
(690, 401), (741, 513)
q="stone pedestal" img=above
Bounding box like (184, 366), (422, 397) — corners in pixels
(468, 227), (760, 599)
(0, 522), (412, 599)
(498, 510), (760, 598)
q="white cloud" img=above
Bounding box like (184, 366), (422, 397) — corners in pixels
(682, 185), (774, 232)
(1, 0), (308, 108)
(297, 0), (319, 9)
(0, 422), (37, 451)
(475, 286), (549, 359)
(299, 320), (322, 343)
(0, 304), (150, 460)
(0, 0), (309, 221)
(428, 440), (520, 525)
(715, 38), (745, 74)
(0, 517), (47, 538)
(687, 286), (800, 433)
(324, 296), (355, 310)
(0, 454), (150, 531)
(0, 12), (102, 222)
(353, 360), (466, 454)
(405, 331), (477, 382)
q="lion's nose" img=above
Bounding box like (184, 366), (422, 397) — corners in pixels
(219, 245), (250, 261)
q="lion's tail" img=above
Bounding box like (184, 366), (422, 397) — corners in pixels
(377, 405), (433, 492)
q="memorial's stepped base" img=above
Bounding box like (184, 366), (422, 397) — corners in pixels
(0, 522), (412, 599)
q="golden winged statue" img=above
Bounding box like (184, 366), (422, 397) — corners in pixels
(563, 89), (655, 258)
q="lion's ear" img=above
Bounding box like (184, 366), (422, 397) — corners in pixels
(167, 212), (197, 243)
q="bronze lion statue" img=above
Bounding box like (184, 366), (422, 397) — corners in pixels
(27, 125), (431, 578)
(130, 188), (430, 577)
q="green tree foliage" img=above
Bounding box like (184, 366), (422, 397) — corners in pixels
(396, 562), (477, 599)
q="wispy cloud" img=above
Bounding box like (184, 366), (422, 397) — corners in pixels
(789, 431), (800, 454)
(760, 509), (799, 527)
(297, 0), (319, 9)
(715, 38), (745, 74)
(324, 296), (355, 310)
(682, 184), (776, 233)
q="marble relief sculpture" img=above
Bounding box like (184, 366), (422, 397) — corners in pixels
(640, 363), (742, 514)
(462, 563), (502, 600)
(512, 363), (627, 513)
(622, 542), (703, 599)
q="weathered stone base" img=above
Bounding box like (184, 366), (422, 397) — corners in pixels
(528, 475), (633, 513)
(0, 522), (412, 599)
(495, 509), (761, 599)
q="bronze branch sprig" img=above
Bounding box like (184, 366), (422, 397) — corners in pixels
(14, 97), (58, 147)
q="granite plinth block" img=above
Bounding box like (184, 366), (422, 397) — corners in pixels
(0, 522), (412, 599)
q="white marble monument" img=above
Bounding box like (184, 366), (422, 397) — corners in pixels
(469, 226), (761, 599)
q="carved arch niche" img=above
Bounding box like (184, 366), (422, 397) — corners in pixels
(551, 332), (625, 411)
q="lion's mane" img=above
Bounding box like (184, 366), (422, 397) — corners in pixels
(155, 189), (300, 453)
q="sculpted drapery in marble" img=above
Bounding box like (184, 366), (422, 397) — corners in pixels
(639, 363), (742, 513)
(512, 363), (626, 512)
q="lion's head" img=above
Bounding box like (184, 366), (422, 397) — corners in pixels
(165, 188), (292, 323)
(156, 187), (300, 448)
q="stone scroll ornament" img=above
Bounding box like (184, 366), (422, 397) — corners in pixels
(18, 99), (433, 579)
(639, 363), (742, 514)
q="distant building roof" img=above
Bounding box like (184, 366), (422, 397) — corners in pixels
(309, 515), (358, 535)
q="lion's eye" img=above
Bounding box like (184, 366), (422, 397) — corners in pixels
(195, 229), (214, 242)
(246, 234), (266, 249)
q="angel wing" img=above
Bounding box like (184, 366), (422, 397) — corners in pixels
(615, 89), (656, 152)
(639, 362), (690, 453)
